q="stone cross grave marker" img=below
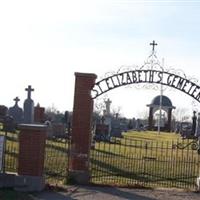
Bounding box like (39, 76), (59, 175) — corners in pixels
(8, 97), (23, 124)
(23, 85), (35, 124)
(104, 98), (112, 116)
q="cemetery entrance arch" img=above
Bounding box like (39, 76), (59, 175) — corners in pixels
(92, 69), (200, 101)
(69, 69), (200, 184)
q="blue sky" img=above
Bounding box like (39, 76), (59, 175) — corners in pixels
(0, 0), (200, 118)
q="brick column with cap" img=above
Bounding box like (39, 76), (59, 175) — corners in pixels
(16, 124), (47, 191)
(69, 72), (96, 184)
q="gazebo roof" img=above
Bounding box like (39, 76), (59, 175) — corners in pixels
(147, 95), (175, 109)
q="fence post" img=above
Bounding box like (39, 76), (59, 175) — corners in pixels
(69, 72), (96, 184)
(16, 124), (47, 191)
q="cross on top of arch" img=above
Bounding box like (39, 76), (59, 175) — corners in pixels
(150, 40), (158, 52)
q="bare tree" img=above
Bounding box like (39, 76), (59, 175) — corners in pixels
(93, 98), (105, 115)
(172, 107), (191, 122)
(111, 106), (123, 117)
(45, 104), (64, 122)
(136, 109), (149, 120)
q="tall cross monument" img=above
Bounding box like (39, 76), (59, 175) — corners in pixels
(23, 85), (35, 124)
(26, 85), (34, 99)
(104, 98), (112, 116)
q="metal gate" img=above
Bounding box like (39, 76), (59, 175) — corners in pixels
(90, 137), (200, 190)
(44, 137), (71, 185)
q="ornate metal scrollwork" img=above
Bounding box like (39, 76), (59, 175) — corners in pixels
(176, 139), (199, 150)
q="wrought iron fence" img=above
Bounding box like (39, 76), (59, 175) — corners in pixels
(0, 128), (71, 185)
(44, 137), (70, 185)
(2, 129), (200, 190)
(90, 137), (200, 190)
(0, 130), (19, 173)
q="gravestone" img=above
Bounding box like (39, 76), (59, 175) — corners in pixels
(103, 98), (112, 135)
(110, 114), (122, 138)
(195, 113), (200, 154)
(23, 85), (34, 124)
(52, 122), (66, 138)
(132, 118), (136, 130)
(120, 118), (128, 132)
(44, 120), (53, 138)
(8, 97), (23, 124)
(0, 136), (5, 172)
(111, 119), (122, 137)
(192, 111), (197, 136)
(104, 98), (112, 116)
(180, 122), (192, 138)
(135, 118), (145, 131)
(128, 119), (133, 130)
(175, 122), (181, 133)
(95, 124), (109, 141)
(104, 116), (112, 135)
(94, 116), (109, 141)
(195, 112), (200, 138)
(136, 119), (141, 131)
(3, 115), (15, 132)
(34, 103), (45, 123)
(64, 111), (69, 124)
(64, 111), (72, 137)
(0, 105), (8, 122)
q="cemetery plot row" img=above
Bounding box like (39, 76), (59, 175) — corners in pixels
(90, 138), (200, 190)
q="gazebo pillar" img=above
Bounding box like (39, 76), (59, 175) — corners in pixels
(148, 107), (153, 130)
(167, 108), (172, 132)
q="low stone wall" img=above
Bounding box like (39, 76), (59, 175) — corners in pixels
(0, 173), (45, 191)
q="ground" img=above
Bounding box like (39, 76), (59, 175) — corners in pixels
(1, 186), (199, 200)
(0, 188), (32, 200)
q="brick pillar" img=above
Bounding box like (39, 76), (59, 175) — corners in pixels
(69, 72), (97, 184)
(148, 107), (153, 131)
(17, 124), (47, 191)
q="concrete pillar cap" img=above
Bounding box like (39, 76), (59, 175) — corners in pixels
(18, 124), (47, 130)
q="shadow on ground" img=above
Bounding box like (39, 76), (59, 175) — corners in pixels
(32, 186), (157, 200)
